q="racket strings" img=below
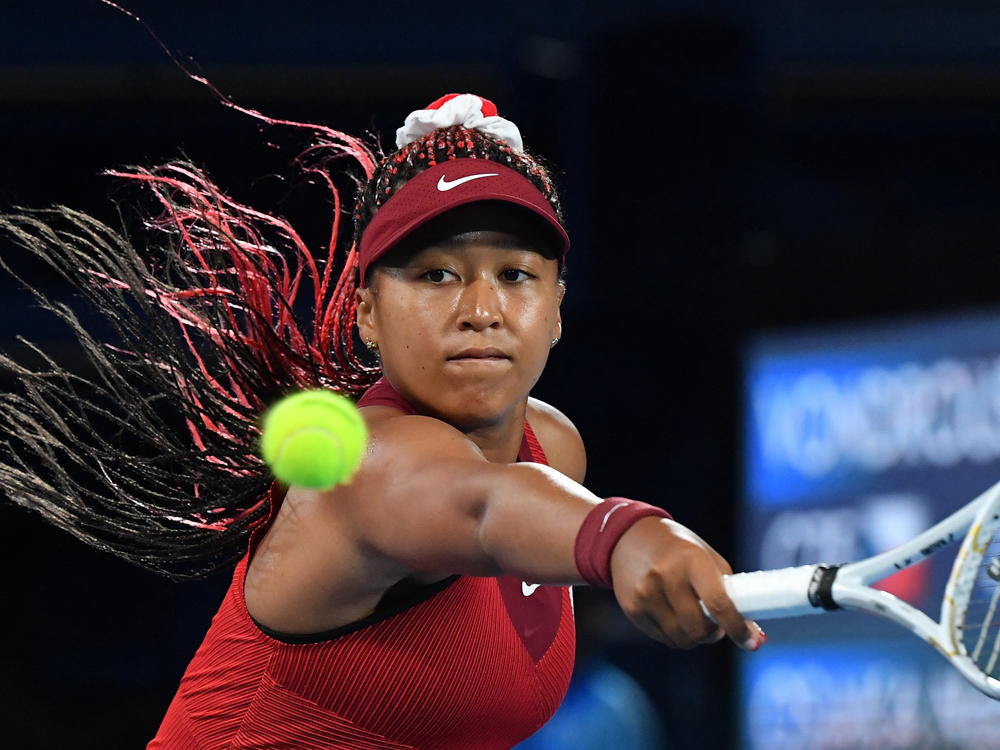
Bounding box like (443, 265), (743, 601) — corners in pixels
(983, 554), (1000, 675)
(960, 541), (1000, 678)
(970, 585), (1000, 661)
(957, 620), (1000, 630)
(964, 593), (1000, 607)
(988, 636), (1000, 676)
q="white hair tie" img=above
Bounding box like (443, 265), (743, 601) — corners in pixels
(395, 93), (523, 152)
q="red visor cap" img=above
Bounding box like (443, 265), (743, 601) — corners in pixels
(359, 159), (570, 283)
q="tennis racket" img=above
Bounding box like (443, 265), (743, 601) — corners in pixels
(710, 477), (1000, 699)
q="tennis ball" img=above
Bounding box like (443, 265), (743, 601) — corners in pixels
(260, 389), (368, 489)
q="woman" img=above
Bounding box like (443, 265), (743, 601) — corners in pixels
(0, 94), (761, 748)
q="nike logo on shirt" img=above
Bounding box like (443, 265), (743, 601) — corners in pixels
(522, 582), (540, 596)
(437, 173), (499, 191)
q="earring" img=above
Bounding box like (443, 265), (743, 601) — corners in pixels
(550, 338), (560, 349)
(365, 339), (379, 353)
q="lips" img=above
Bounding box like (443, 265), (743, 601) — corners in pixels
(448, 347), (510, 360)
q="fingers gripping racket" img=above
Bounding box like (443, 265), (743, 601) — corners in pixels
(712, 478), (1000, 699)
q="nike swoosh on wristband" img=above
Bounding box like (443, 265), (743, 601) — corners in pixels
(437, 173), (499, 191)
(522, 582), (540, 596)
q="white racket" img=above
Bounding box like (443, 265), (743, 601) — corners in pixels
(711, 477), (1000, 699)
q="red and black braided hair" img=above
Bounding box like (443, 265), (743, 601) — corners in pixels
(0, 98), (562, 579)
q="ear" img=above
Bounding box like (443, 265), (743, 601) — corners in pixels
(356, 286), (377, 344)
(553, 281), (565, 338)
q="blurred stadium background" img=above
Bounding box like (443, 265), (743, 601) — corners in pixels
(4, 1), (1000, 748)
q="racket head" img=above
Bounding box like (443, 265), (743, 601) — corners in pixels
(943, 482), (1000, 698)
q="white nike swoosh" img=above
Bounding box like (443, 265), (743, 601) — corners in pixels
(522, 582), (540, 596)
(437, 173), (499, 191)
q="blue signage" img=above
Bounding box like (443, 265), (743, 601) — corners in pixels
(740, 309), (1000, 749)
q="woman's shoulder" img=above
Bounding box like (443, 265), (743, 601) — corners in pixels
(360, 406), (485, 461)
(357, 399), (586, 482)
(526, 397), (587, 483)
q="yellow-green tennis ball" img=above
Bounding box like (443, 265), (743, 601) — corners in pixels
(260, 390), (368, 489)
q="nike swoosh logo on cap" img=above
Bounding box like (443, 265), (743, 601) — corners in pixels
(437, 173), (499, 191)
(522, 582), (540, 596)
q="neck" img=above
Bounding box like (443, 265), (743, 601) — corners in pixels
(461, 404), (527, 463)
(368, 376), (528, 462)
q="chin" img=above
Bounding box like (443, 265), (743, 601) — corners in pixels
(434, 381), (525, 428)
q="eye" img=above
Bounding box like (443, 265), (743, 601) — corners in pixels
(500, 268), (533, 283)
(422, 268), (457, 283)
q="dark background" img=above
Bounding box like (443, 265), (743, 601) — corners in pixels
(2, 1), (1000, 748)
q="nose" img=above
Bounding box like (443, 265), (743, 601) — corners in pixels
(457, 277), (502, 331)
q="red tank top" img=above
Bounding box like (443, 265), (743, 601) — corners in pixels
(148, 380), (575, 749)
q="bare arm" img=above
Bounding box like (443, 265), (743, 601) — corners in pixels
(341, 414), (591, 582)
(326, 412), (758, 651)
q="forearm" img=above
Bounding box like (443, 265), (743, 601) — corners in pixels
(476, 462), (600, 584)
(349, 415), (759, 651)
(349, 415), (653, 586)
(352, 455), (600, 582)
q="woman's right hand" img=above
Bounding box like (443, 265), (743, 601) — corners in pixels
(608, 516), (765, 651)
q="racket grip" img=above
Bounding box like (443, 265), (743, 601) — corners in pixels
(702, 564), (824, 621)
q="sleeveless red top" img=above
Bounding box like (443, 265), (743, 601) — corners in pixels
(148, 379), (576, 749)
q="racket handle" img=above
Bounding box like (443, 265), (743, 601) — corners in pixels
(702, 564), (825, 621)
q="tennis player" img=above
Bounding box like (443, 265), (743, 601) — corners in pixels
(0, 93), (762, 749)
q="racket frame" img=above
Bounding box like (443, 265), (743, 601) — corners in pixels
(720, 479), (1000, 699)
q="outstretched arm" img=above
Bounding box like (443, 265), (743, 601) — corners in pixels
(324, 412), (760, 651)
